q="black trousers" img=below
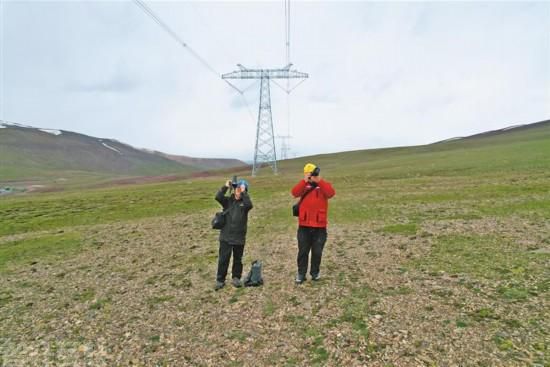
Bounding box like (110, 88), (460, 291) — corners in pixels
(216, 241), (245, 282)
(297, 226), (327, 277)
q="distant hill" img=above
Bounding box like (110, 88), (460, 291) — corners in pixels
(0, 121), (246, 183)
(153, 151), (246, 170)
(274, 119), (550, 179)
(433, 119), (550, 144)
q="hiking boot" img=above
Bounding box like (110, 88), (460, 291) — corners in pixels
(295, 274), (305, 284)
(214, 281), (225, 291)
(311, 273), (321, 281)
(232, 277), (242, 288)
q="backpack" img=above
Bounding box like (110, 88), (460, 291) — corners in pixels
(244, 260), (264, 287)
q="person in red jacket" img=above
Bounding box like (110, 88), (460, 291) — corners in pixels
(291, 163), (335, 284)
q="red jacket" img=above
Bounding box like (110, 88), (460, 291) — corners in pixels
(291, 179), (335, 228)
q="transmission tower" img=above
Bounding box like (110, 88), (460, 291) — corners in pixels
(222, 64), (308, 176)
(135, 0), (308, 175)
(277, 135), (292, 160)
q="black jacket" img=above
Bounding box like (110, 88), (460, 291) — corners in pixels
(215, 186), (253, 245)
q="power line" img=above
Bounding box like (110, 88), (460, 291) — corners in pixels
(284, 0), (291, 65)
(133, 0), (259, 126)
(288, 78), (308, 93)
(286, 88), (290, 136)
(239, 92), (257, 125)
(0, 0), (4, 123)
(134, 0), (308, 175)
(133, 0), (220, 79)
(287, 0), (291, 65)
(271, 79), (289, 94)
(285, 1), (292, 150)
(223, 78), (258, 124)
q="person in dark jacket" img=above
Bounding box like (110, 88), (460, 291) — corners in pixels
(214, 179), (253, 290)
(291, 163), (335, 284)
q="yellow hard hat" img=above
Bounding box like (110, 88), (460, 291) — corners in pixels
(303, 163), (317, 174)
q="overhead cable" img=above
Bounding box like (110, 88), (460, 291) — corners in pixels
(133, 0), (220, 78)
(134, 0), (258, 126)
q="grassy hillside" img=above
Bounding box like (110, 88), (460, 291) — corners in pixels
(0, 121), (548, 365)
(156, 152), (246, 170)
(0, 125), (197, 183)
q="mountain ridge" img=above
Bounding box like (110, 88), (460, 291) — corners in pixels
(0, 121), (247, 184)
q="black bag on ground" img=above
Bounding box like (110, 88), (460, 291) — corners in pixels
(244, 260), (263, 287)
(211, 211), (226, 229)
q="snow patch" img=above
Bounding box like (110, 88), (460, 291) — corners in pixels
(0, 121), (33, 128)
(39, 129), (62, 136)
(1, 121), (62, 135)
(102, 142), (122, 154)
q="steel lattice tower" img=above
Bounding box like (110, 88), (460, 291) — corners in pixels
(222, 64), (308, 176)
(254, 75), (277, 174)
(277, 135), (292, 160)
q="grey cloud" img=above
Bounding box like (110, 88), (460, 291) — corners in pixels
(66, 74), (140, 94)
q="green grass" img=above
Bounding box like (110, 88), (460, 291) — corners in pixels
(147, 295), (175, 306)
(302, 327), (329, 365)
(337, 286), (372, 341)
(2, 121), (549, 237)
(471, 308), (498, 321)
(378, 223), (418, 236)
(456, 319), (468, 328)
(0, 121), (549, 365)
(412, 233), (549, 314)
(0, 290), (13, 308)
(493, 334), (515, 351)
(89, 298), (111, 310)
(413, 235), (548, 284)
(263, 298), (276, 317)
(227, 330), (248, 342)
(0, 233), (82, 272)
(72, 289), (96, 302)
(0, 179), (222, 236)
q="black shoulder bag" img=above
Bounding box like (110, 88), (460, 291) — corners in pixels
(212, 200), (235, 230)
(292, 187), (314, 217)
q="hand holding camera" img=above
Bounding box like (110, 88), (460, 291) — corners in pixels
(305, 166), (321, 184)
(225, 176), (239, 189)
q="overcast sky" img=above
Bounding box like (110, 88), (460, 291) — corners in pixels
(1, 1), (549, 160)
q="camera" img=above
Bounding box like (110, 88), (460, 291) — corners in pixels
(311, 167), (320, 177)
(231, 175), (238, 188)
